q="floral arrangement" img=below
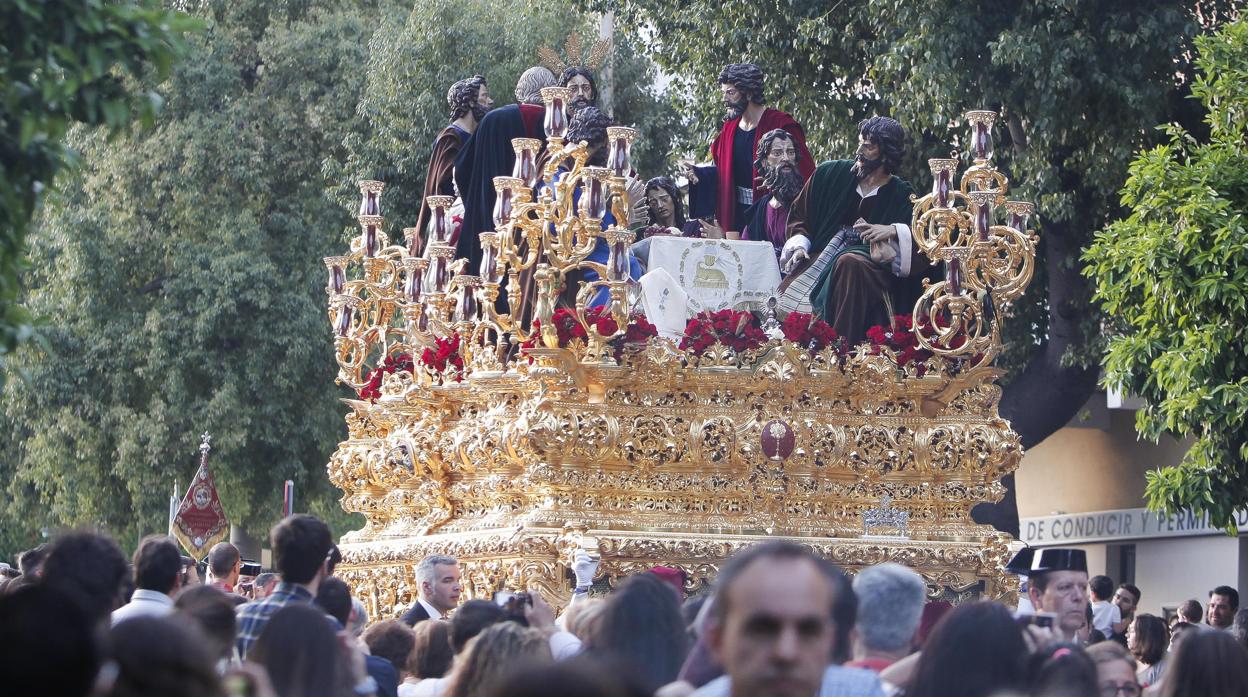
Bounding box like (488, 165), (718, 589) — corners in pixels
(619, 313), (658, 347)
(521, 307), (658, 358)
(780, 312), (841, 353)
(358, 352), (414, 401)
(680, 309), (768, 354)
(865, 315), (933, 372)
(418, 335), (464, 383)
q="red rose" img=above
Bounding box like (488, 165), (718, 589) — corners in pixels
(596, 316), (619, 335)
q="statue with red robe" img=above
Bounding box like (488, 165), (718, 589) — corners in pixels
(682, 63), (815, 234)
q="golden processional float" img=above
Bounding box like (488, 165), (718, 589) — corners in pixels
(324, 93), (1037, 617)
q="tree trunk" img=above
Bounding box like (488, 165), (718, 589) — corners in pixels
(971, 220), (1102, 537)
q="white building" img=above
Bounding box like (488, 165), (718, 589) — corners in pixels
(1015, 391), (1247, 618)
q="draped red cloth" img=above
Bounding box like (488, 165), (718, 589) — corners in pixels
(710, 107), (815, 232)
(518, 103), (544, 139)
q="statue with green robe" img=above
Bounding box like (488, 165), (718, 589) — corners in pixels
(776, 116), (932, 345)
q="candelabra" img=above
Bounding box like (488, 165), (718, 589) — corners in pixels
(910, 110), (1037, 367)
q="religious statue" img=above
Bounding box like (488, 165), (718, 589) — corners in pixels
(642, 176), (700, 238)
(544, 106), (643, 307)
(776, 116), (932, 344)
(700, 128), (803, 259)
(559, 66), (598, 115)
(414, 75), (492, 250)
(454, 66), (556, 272)
(681, 63), (815, 234)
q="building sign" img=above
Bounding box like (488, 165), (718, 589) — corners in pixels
(1022, 507), (1248, 546)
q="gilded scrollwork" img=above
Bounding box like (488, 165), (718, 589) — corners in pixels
(328, 110), (1037, 612)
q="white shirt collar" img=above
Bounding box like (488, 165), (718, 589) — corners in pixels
(417, 597), (443, 620)
(130, 589), (175, 606)
(856, 180), (885, 199)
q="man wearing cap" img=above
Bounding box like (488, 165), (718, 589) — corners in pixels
(1006, 547), (1090, 643)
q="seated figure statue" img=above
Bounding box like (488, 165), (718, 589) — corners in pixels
(775, 116), (932, 345)
(700, 128), (804, 260)
(641, 176), (701, 238)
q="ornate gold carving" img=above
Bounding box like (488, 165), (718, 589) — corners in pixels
(327, 110), (1035, 610)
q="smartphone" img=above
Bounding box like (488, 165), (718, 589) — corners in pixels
(1015, 612), (1057, 629)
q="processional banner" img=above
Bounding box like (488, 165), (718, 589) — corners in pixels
(171, 433), (230, 560)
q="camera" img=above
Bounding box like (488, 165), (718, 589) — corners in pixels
(493, 591), (532, 625)
(493, 590), (532, 612)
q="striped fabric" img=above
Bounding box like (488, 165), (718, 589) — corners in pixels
(778, 227), (858, 314)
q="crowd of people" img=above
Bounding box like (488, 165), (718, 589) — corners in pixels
(2, 514), (1247, 697)
(430, 60), (932, 346)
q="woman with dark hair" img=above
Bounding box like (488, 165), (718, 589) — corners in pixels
(248, 605), (354, 697)
(399, 620), (454, 697)
(1159, 628), (1248, 697)
(1127, 614), (1169, 687)
(587, 573), (689, 695)
(904, 602), (1028, 697)
(1027, 644), (1099, 697)
(109, 616), (224, 697)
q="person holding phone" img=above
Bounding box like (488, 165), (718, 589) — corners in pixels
(1006, 548), (1091, 644)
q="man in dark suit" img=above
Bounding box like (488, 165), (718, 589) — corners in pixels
(401, 554), (461, 626)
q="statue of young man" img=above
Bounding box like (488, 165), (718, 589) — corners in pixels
(414, 75), (492, 250)
(777, 116), (931, 345)
(681, 63), (815, 234)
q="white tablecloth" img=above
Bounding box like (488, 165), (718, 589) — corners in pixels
(632, 236), (782, 313)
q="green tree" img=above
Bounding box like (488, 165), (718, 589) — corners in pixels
(0, 0), (197, 390)
(0, 0), (383, 556)
(1085, 18), (1248, 530)
(596, 0), (1239, 533)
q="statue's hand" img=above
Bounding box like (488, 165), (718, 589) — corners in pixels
(678, 160), (699, 186)
(781, 247), (808, 274)
(854, 220), (897, 243)
(700, 220), (725, 239)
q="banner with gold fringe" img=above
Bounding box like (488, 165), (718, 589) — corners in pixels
(171, 433), (230, 560)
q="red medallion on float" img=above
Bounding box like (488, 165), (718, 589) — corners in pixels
(760, 419), (795, 461)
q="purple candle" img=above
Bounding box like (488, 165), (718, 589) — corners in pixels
(947, 257), (963, 295)
(404, 264), (423, 302)
(335, 302), (354, 336)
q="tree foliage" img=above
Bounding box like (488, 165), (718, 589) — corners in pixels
(0, 0), (382, 556)
(0, 0), (197, 390)
(1085, 18), (1248, 530)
